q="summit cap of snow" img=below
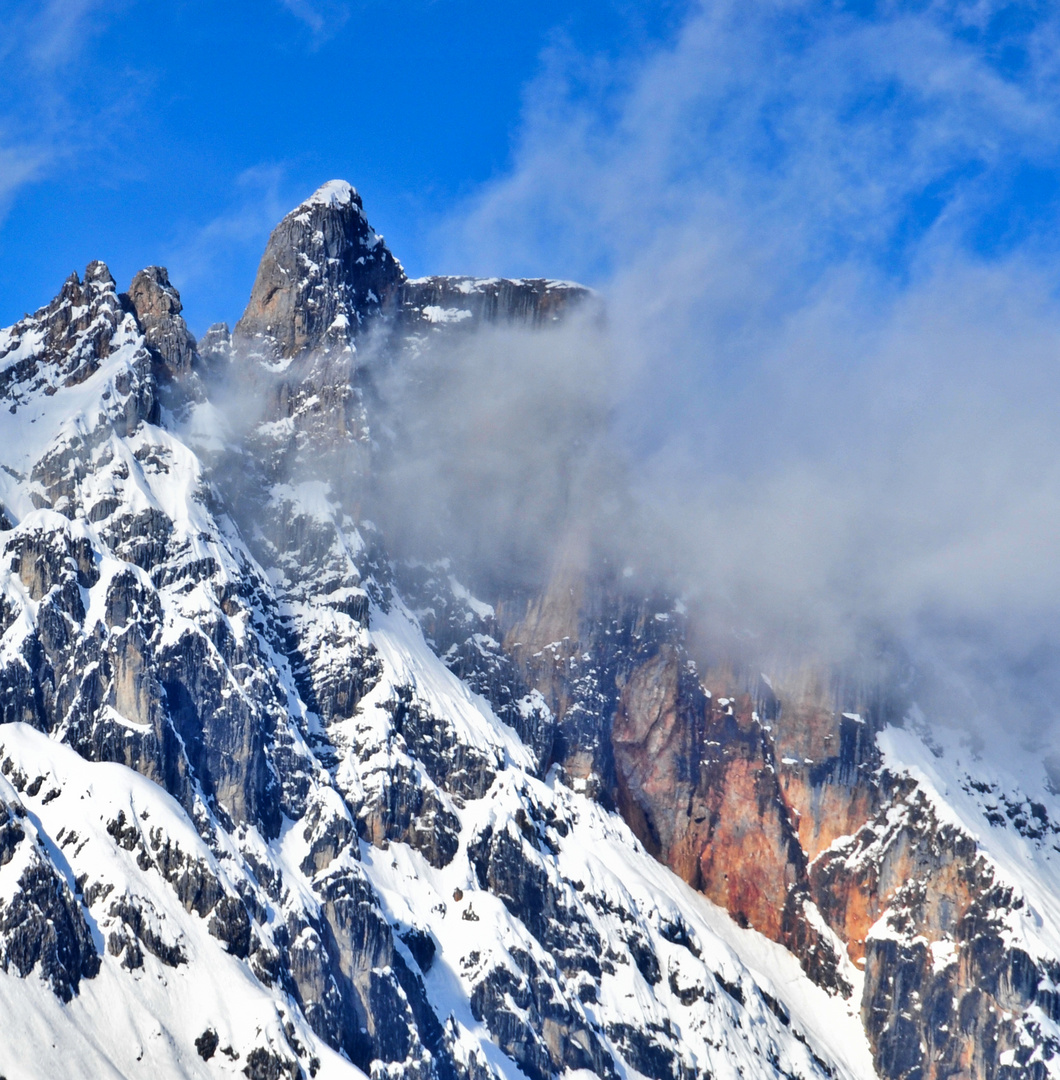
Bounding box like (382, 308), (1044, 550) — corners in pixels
(302, 180), (359, 210)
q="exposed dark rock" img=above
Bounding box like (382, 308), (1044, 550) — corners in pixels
(398, 276), (592, 330)
(108, 894), (186, 967)
(198, 322), (232, 367)
(469, 946), (616, 1080)
(0, 801), (25, 865)
(0, 820), (100, 1000)
(604, 1021), (681, 1080)
(209, 894), (252, 957)
(386, 684), (497, 800)
(399, 926), (436, 973)
(300, 795), (355, 877)
(0, 262), (124, 401)
(122, 266), (198, 380)
(398, 560), (555, 773)
(195, 1028), (219, 1060)
(468, 820), (602, 980)
(0, 179), (1047, 1080)
(243, 1046), (302, 1080)
(355, 758), (461, 869)
(235, 181), (405, 357)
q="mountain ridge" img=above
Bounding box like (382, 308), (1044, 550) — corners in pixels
(0, 180), (1055, 1080)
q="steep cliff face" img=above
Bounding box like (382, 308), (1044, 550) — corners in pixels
(124, 265), (199, 381)
(1, 180), (1058, 1080)
(498, 548), (1060, 1079)
(235, 180), (406, 357)
(398, 276), (591, 330)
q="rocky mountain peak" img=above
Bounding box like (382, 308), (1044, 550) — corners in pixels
(122, 265), (198, 380)
(197, 321), (232, 367)
(83, 258), (117, 291)
(33, 260), (123, 350)
(234, 179), (406, 358)
(0, 260), (132, 404)
(303, 177), (361, 210)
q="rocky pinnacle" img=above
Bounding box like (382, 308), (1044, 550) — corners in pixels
(123, 265), (198, 380)
(234, 180), (406, 357)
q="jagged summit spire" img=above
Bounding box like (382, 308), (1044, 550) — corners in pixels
(122, 265), (198, 380)
(234, 178), (405, 358)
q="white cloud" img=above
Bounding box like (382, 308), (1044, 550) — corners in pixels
(437, 0), (1060, 741)
(25, 0), (114, 71)
(276, 0), (351, 42)
(0, 141), (49, 219)
(0, 0), (127, 222)
(161, 165), (295, 332)
(444, 1), (1060, 280)
(165, 166), (289, 285)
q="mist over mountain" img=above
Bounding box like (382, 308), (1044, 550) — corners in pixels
(421, 1), (1060, 761)
(8, 1), (1060, 1078)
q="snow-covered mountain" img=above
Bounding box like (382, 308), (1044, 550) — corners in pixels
(0, 181), (1056, 1080)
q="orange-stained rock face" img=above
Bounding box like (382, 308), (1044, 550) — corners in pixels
(781, 769), (880, 863)
(615, 650), (821, 937)
(692, 756), (803, 939)
(499, 555), (1051, 1080)
(613, 649), (808, 942)
(611, 646), (698, 860)
(611, 653), (1049, 1079)
(808, 779), (979, 959)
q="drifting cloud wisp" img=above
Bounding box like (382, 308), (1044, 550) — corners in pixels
(426, 0), (1060, 742)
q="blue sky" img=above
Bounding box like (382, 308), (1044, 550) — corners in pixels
(3, 1), (1060, 333)
(0, 0), (687, 331)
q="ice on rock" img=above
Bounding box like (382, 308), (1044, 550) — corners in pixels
(305, 180), (358, 210)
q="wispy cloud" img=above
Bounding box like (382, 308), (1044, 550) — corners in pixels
(0, 141), (49, 217)
(444, 1), (1060, 281)
(439, 0), (1060, 741)
(162, 165), (296, 332)
(276, 0), (351, 43)
(24, 0), (115, 71)
(0, 0), (128, 221)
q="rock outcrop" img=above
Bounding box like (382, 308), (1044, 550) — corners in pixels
(494, 547), (1060, 1079)
(0, 260), (140, 409)
(235, 180), (405, 356)
(122, 265), (198, 380)
(399, 275), (591, 330)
